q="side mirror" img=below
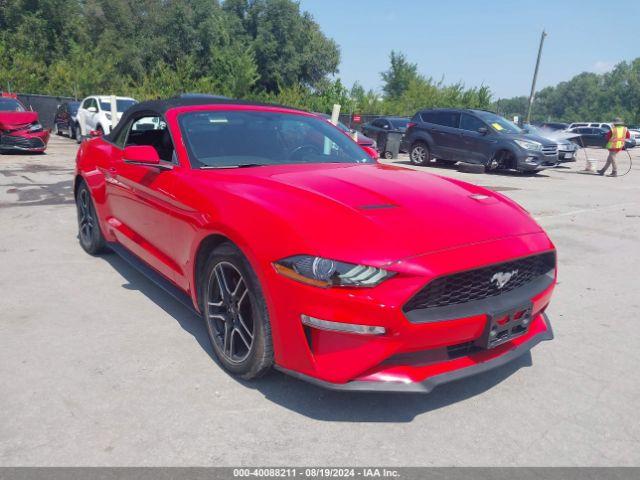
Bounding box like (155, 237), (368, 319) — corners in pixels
(89, 129), (103, 137)
(87, 106), (97, 113)
(361, 145), (379, 160)
(123, 145), (170, 169)
(478, 127), (488, 135)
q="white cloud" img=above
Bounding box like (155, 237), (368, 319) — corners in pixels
(592, 60), (615, 73)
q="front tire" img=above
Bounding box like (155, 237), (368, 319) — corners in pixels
(410, 141), (430, 166)
(76, 182), (107, 255)
(202, 243), (273, 379)
(75, 123), (82, 144)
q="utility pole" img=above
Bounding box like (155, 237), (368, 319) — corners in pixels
(525, 29), (547, 124)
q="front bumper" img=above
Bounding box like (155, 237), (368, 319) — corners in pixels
(278, 313), (553, 393)
(0, 130), (49, 152)
(268, 233), (556, 393)
(515, 149), (559, 171)
(558, 148), (578, 162)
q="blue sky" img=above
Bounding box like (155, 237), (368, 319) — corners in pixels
(298, 0), (640, 99)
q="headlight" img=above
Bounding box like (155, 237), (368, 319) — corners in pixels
(514, 139), (542, 151)
(28, 122), (43, 132)
(104, 112), (112, 120)
(273, 255), (394, 288)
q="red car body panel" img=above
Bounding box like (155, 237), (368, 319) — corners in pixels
(75, 102), (556, 392)
(0, 107), (50, 153)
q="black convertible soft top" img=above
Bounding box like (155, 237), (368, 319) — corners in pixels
(108, 95), (303, 141)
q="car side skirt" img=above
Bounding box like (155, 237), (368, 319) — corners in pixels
(108, 242), (198, 314)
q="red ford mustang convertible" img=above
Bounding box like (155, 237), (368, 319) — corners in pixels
(74, 97), (556, 392)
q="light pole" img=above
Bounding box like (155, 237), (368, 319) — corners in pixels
(525, 29), (547, 124)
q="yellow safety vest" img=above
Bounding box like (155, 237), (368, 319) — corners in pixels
(606, 125), (628, 150)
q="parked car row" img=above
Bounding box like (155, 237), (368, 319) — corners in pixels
(54, 95), (138, 143)
(566, 125), (636, 150)
(402, 108), (561, 173)
(353, 109), (637, 174)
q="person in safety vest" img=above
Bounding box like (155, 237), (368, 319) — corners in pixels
(598, 118), (630, 177)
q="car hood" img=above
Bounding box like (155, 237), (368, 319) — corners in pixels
(0, 111), (39, 130)
(515, 133), (557, 147)
(196, 163), (543, 263)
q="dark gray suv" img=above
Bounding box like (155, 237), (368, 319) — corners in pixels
(405, 109), (559, 173)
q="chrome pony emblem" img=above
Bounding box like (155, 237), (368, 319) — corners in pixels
(491, 270), (518, 289)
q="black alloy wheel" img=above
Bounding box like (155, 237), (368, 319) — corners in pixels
(203, 243), (273, 379)
(76, 182), (107, 255)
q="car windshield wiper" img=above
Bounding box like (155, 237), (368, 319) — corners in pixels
(200, 163), (266, 169)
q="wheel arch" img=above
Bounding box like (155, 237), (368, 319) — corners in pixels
(192, 233), (237, 312)
(410, 133), (433, 150)
(73, 174), (84, 198)
(490, 147), (518, 169)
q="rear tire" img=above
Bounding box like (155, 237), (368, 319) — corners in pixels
(76, 182), (107, 255)
(202, 243), (273, 380)
(75, 123), (82, 144)
(410, 141), (430, 166)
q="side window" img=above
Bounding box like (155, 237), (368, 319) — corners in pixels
(81, 98), (91, 109)
(420, 111), (436, 123)
(124, 116), (174, 163)
(381, 120), (390, 129)
(433, 112), (460, 128)
(460, 114), (486, 132)
(372, 119), (384, 128)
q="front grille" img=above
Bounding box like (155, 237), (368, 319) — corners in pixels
(0, 135), (44, 149)
(542, 145), (558, 156)
(403, 252), (556, 312)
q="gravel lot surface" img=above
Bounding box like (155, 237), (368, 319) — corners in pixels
(1, 135), (639, 466)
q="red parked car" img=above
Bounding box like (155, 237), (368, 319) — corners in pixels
(74, 97), (556, 392)
(0, 95), (50, 153)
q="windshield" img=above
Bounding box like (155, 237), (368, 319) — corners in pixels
(390, 118), (409, 129)
(99, 99), (137, 113)
(523, 124), (542, 135)
(0, 98), (26, 112)
(475, 111), (522, 134)
(68, 102), (80, 115)
(179, 110), (374, 169)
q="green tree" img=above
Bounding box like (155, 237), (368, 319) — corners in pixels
(380, 51), (420, 99)
(229, 0), (340, 92)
